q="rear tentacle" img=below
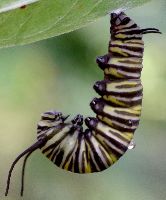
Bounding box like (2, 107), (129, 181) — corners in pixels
(141, 28), (161, 34)
(20, 150), (34, 196)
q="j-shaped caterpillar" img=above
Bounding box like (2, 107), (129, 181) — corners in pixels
(5, 11), (161, 196)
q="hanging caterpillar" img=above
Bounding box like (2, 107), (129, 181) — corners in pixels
(5, 11), (161, 196)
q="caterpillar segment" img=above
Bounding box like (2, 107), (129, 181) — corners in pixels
(5, 11), (161, 196)
(94, 79), (143, 107)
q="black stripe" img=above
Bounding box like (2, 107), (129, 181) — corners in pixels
(67, 157), (74, 172)
(104, 69), (141, 79)
(115, 109), (140, 116)
(90, 98), (140, 125)
(41, 117), (55, 121)
(61, 143), (77, 170)
(96, 129), (128, 153)
(54, 149), (64, 166)
(96, 83), (142, 98)
(46, 147), (56, 159)
(97, 114), (139, 132)
(84, 131), (99, 172)
(116, 29), (143, 35)
(37, 125), (50, 132)
(74, 135), (82, 173)
(94, 80), (142, 95)
(96, 133), (125, 158)
(119, 17), (131, 26)
(99, 146), (111, 166)
(42, 134), (66, 153)
(50, 147), (60, 162)
(101, 139), (122, 158)
(82, 151), (86, 173)
(110, 44), (144, 53)
(119, 59), (143, 64)
(85, 131), (107, 171)
(103, 94), (143, 108)
(117, 23), (137, 30)
(106, 64), (142, 73)
(114, 36), (142, 42)
(97, 125), (129, 144)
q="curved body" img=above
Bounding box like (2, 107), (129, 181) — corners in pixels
(37, 12), (145, 173)
(5, 11), (161, 196)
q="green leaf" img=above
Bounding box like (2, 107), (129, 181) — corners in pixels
(0, 0), (150, 48)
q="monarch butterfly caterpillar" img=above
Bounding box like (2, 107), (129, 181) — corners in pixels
(5, 11), (161, 196)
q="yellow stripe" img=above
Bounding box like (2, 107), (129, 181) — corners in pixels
(104, 68), (124, 78)
(103, 95), (127, 107)
(106, 80), (141, 92)
(109, 153), (118, 163)
(108, 57), (143, 68)
(115, 33), (126, 39)
(125, 39), (144, 44)
(110, 47), (129, 56)
(96, 121), (133, 142)
(111, 40), (144, 48)
(84, 142), (92, 173)
(103, 104), (141, 118)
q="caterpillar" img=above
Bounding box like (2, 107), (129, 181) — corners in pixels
(5, 11), (161, 196)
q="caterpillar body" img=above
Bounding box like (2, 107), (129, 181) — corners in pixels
(5, 11), (161, 196)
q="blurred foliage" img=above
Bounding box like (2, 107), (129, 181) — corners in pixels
(0, 0), (166, 200)
(0, 0), (150, 47)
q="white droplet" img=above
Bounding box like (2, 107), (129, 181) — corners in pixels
(128, 139), (136, 150)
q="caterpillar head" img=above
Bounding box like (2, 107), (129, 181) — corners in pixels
(37, 111), (69, 139)
(41, 110), (69, 123)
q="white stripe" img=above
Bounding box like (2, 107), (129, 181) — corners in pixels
(107, 83), (142, 93)
(107, 109), (140, 120)
(41, 126), (70, 152)
(111, 41), (144, 49)
(79, 139), (86, 172)
(121, 48), (143, 57)
(91, 135), (109, 167)
(116, 21), (136, 30)
(108, 60), (143, 69)
(86, 140), (100, 171)
(110, 119), (138, 130)
(97, 125), (128, 147)
(118, 69), (140, 78)
(110, 95), (142, 102)
(116, 27), (140, 33)
(103, 107), (140, 120)
(110, 47), (143, 57)
(116, 33), (142, 39)
(60, 132), (78, 168)
(101, 136), (124, 154)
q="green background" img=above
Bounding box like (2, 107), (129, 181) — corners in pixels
(1, 0), (166, 199)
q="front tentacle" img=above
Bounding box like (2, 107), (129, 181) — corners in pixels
(5, 138), (47, 196)
(20, 151), (34, 196)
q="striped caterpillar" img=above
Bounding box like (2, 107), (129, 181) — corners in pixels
(5, 11), (161, 196)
